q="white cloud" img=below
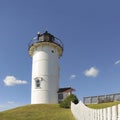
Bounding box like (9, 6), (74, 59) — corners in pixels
(7, 101), (15, 104)
(115, 60), (120, 65)
(70, 74), (76, 79)
(3, 76), (27, 86)
(84, 67), (99, 77)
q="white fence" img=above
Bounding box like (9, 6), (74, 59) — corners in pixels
(71, 101), (120, 120)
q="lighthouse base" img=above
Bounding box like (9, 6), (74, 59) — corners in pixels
(31, 90), (58, 104)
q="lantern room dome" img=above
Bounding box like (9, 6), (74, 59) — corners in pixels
(28, 31), (63, 57)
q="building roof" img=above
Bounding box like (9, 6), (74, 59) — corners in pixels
(58, 87), (75, 93)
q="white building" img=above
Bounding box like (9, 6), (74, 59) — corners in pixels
(28, 31), (63, 104)
(58, 87), (75, 103)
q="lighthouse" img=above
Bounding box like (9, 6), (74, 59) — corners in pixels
(28, 31), (63, 104)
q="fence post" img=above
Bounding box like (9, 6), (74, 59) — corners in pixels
(118, 104), (120, 120)
(103, 108), (107, 120)
(112, 106), (117, 120)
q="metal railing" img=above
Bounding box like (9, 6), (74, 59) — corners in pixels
(28, 36), (64, 51)
(83, 93), (120, 105)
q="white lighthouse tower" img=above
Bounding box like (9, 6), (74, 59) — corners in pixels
(28, 31), (63, 104)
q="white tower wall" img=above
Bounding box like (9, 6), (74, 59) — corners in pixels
(29, 41), (62, 104)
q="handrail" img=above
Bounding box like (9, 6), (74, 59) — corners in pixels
(28, 36), (64, 51)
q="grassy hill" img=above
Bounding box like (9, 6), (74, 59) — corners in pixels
(87, 101), (120, 109)
(0, 104), (75, 120)
(1, 102), (120, 120)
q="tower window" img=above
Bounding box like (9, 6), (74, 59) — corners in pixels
(35, 79), (40, 88)
(36, 80), (40, 87)
(51, 50), (54, 53)
(34, 77), (43, 89)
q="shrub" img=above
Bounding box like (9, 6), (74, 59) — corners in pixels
(60, 94), (79, 108)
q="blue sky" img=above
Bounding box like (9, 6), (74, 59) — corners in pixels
(0, 0), (120, 111)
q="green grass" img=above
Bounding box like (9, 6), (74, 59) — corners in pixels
(1, 102), (120, 120)
(0, 104), (75, 120)
(87, 101), (120, 109)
